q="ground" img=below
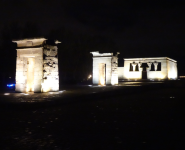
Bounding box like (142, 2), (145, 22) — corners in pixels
(0, 81), (184, 150)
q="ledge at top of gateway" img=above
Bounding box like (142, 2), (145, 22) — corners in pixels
(12, 38), (61, 48)
(12, 37), (47, 42)
(90, 51), (120, 57)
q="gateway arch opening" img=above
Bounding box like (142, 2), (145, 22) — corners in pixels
(26, 58), (35, 92)
(99, 63), (106, 86)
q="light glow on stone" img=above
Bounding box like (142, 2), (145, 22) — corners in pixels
(14, 38), (60, 93)
(168, 71), (177, 79)
(88, 75), (92, 79)
(111, 75), (118, 85)
(148, 72), (165, 79)
(157, 74), (165, 79)
(4, 93), (10, 95)
(99, 63), (106, 86)
(91, 51), (119, 86)
(123, 57), (177, 80)
(41, 77), (59, 92)
(125, 72), (141, 79)
(100, 76), (105, 86)
(26, 58), (35, 92)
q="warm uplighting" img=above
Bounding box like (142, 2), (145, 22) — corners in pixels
(168, 71), (177, 79)
(100, 76), (105, 86)
(99, 63), (106, 86)
(125, 71), (142, 79)
(88, 75), (92, 79)
(42, 77), (59, 92)
(42, 81), (51, 92)
(148, 72), (165, 79)
(4, 93), (10, 95)
(111, 75), (118, 85)
(26, 58), (35, 92)
(123, 57), (177, 80)
(157, 74), (165, 79)
(14, 38), (60, 93)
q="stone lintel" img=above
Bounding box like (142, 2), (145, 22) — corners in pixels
(13, 38), (47, 48)
(90, 51), (113, 57)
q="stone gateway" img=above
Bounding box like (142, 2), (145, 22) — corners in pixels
(90, 51), (119, 85)
(13, 38), (60, 93)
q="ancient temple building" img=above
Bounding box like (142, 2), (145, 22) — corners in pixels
(90, 51), (119, 85)
(91, 52), (178, 85)
(13, 38), (60, 92)
(120, 57), (178, 80)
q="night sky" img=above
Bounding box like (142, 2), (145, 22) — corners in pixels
(0, 0), (185, 82)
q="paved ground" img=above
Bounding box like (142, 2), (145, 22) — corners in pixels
(0, 82), (184, 150)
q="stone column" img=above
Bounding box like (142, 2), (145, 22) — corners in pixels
(138, 62), (142, 71)
(111, 56), (118, 85)
(147, 62), (152, 71)
(139, 67), (143, 72)
(153, 62), (158, 71)
(132, 62), (137, 71)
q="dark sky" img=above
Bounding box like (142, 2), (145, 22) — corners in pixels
(0, 0), (185, 76)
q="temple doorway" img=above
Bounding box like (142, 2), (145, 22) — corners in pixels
(141, 63), (148, 79)
(99, 63), (106, 85)
(26, 58), (35, 92)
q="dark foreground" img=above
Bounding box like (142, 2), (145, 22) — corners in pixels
(0, 82), (185, 150)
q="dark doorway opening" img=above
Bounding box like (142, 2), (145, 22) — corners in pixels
(141, 63), (148, 79)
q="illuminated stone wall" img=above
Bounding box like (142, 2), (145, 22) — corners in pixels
(91, 53), (177, 83)
(90, 51), (119, 85)
(13, 38), (60, 93)
(122, 59), (142, 80)
(167, 59), (178, 79)
(42, 45), (59, 92)
(122, 57), (177, 80)
(118, 67), (124, 80)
